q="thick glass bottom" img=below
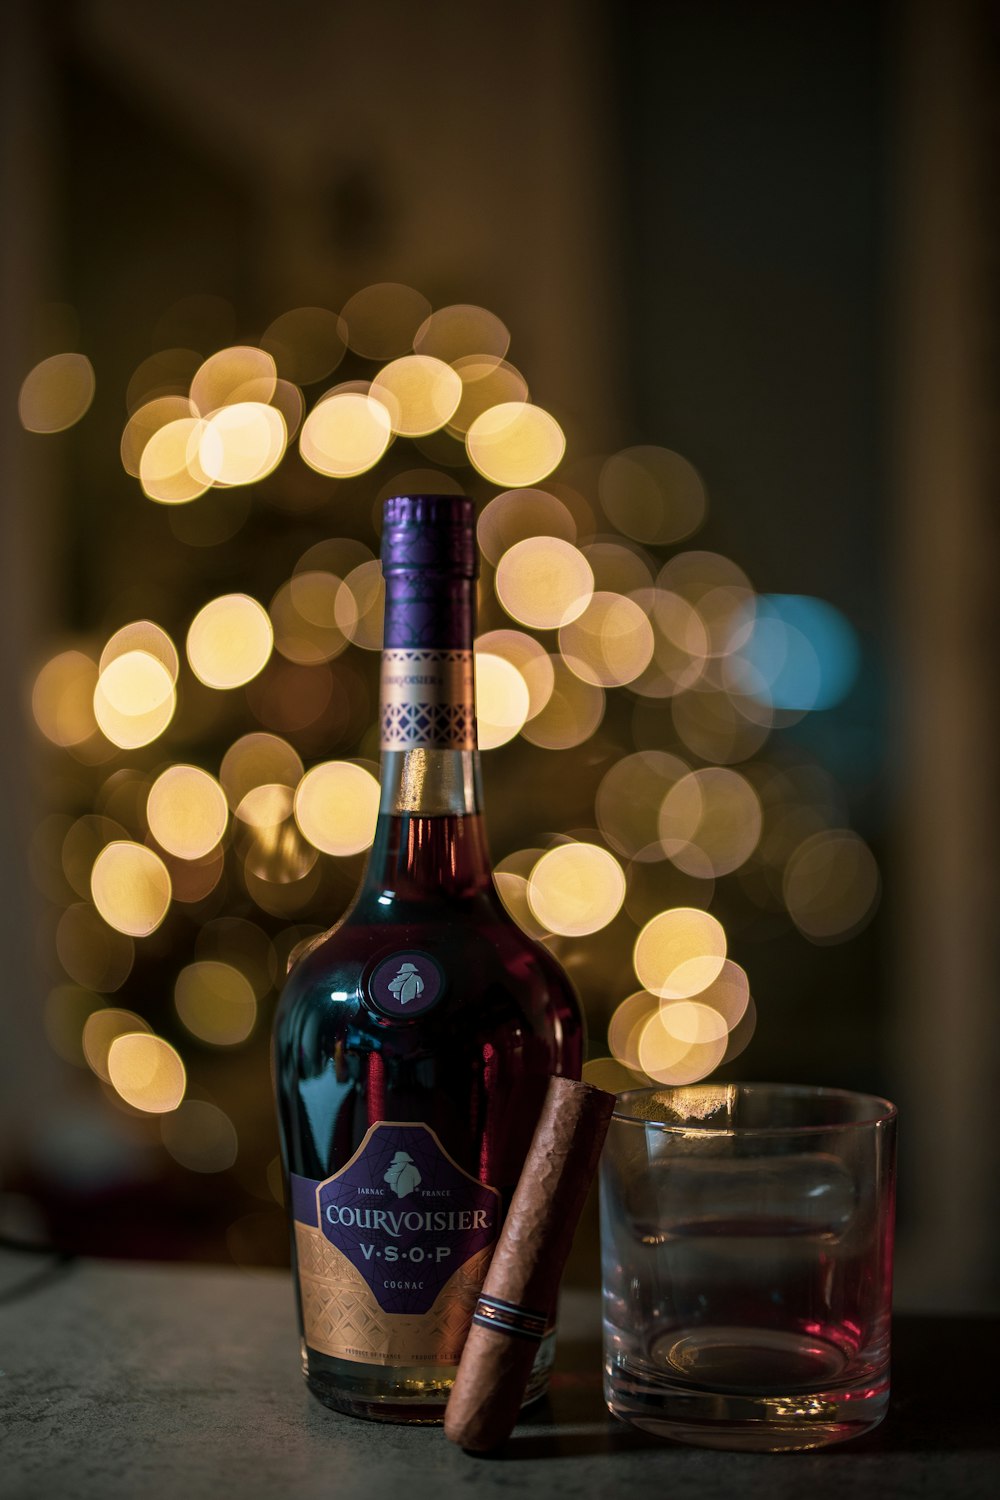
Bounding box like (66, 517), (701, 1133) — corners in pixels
(605, 1326), (889, 1452)
(303, 1331), (556, 1425)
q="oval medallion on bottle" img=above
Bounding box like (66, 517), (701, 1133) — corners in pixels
(368, 950), (445, 1019)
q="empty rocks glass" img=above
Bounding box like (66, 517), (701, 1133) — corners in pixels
(600, 1084), (896, 1451)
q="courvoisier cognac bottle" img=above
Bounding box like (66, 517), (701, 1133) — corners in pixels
(273, 495), (583, 1423)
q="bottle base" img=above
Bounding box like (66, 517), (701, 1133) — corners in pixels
(303, 1331), (555, 1426)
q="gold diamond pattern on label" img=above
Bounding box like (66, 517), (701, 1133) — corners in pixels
(295, 1224), (494, 1365)
(380, 650), (475, 751)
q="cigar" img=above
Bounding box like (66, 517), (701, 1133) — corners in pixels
(444, 1075), (616, 1452)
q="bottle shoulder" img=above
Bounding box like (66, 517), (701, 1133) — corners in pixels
(273, 885), (581, 1045)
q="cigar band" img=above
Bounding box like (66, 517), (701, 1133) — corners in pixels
(472, 1293), (548, 1342)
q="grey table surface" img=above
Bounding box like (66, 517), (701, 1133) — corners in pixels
(0, 1248), (996, 1500)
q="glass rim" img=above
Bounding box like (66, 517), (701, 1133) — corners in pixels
(611, 1081), (897, 1136)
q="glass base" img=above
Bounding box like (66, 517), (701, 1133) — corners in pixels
(304, 1331), (556, 1425)
(606, 1326), (889, 1452)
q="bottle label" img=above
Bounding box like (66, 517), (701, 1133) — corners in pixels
(291, 1122), (500, 1366)
(380, 649), (475, 750)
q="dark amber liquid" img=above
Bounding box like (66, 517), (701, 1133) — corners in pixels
(273, 811), (583, 1420)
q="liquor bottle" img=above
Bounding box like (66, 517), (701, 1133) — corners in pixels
(273, 494), (583, 1424)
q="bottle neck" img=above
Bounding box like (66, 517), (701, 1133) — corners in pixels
(361, 573), (492, 898)
(378, 747), (483, 818)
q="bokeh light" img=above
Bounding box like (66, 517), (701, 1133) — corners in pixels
(269, 379), (305, 442)
(61, 816), (128, 899)
(195, 917), (276, 999)
(636, 1010), (728, 1085)
(599, 445), (707, 544)
(236, 783), (318, 884)
(630, 589), (709, 699)
(624, 856), (715, 930)
(608, 990), (660, 1071)
(658, 999), (729, 1045)
(293, 761), (380, 855)
(56, 904), (134, 992)
(164, 845), (225, 905)
(583, 541), (655, 596)
(19, 353), (95, 433)
(174, 961), (257, 1045)
(474, 652), (530, 749)
(581, 1057), (645, 1092)
(559, 591), (655, 687)
(198, 402), (287, 486)
(121, 396), (195, 478)
(236, 781), (296, 830)
(633, 908), (727, 999)
(186, 594), (273, 689)
(83, 1008), (151, 1082)
(299, 392), (392, 477)
(126, 347), (200, 411)
(260, 307), (347, 386)
(341, 283), (431, 360)
(520, 656), (605, 749)
(527, 843), (625, 937)
(722, 994), (758, 1064)
(147, 766), (229, 860)
(33, 651), (99, 747)
(270, 571), (350, 664)
(139, 417), (212, 504)
(658, 552), (755, 658)
(448, 358), (528, 435)
(295, 536), (374, 580)
(99, 622), (179, 683)
(476, 629), (554, 719)
(729, 594), (861, 711)
(477, 488), (576, 564)
(466, 403), (565, 487)
(161, 1100), (239, 1173)
(670, 685), (771, 764)
(492, 848), (548, 939)
(335, 559), (384, 650)
(220, 733), (303, 811)
(784, 830), (880, 942)
(413, 304), (510, 364)
(671, 959), (751, 1031)
(371, 355), (463, 436)
(495, 536), (594, 629)
(595, 750), (689, 861)
(93, 650), (176, 749)
(659, 767), (764, 878)
(107, 1033), (186, 1113)
(91, 842), (172, 937)
(243, 861), (321, 917)
(190, 346), (277, 413)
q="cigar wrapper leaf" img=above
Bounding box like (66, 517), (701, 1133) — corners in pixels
(444, 1075), (616, 1452)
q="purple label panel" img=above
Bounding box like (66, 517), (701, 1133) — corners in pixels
(302, 1124), (499, 1316)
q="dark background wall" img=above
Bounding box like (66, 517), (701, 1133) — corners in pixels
(612, 0), (888, 1094)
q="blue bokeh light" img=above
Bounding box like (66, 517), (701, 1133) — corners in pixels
(733, 595), (860, 711)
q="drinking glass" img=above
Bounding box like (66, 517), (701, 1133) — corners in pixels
(600, 1083), (896, 1452)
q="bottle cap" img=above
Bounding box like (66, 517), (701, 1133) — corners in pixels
(381, 495), (477, 577)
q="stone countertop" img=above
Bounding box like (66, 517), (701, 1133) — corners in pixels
(0, 1249), (996, 1500)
